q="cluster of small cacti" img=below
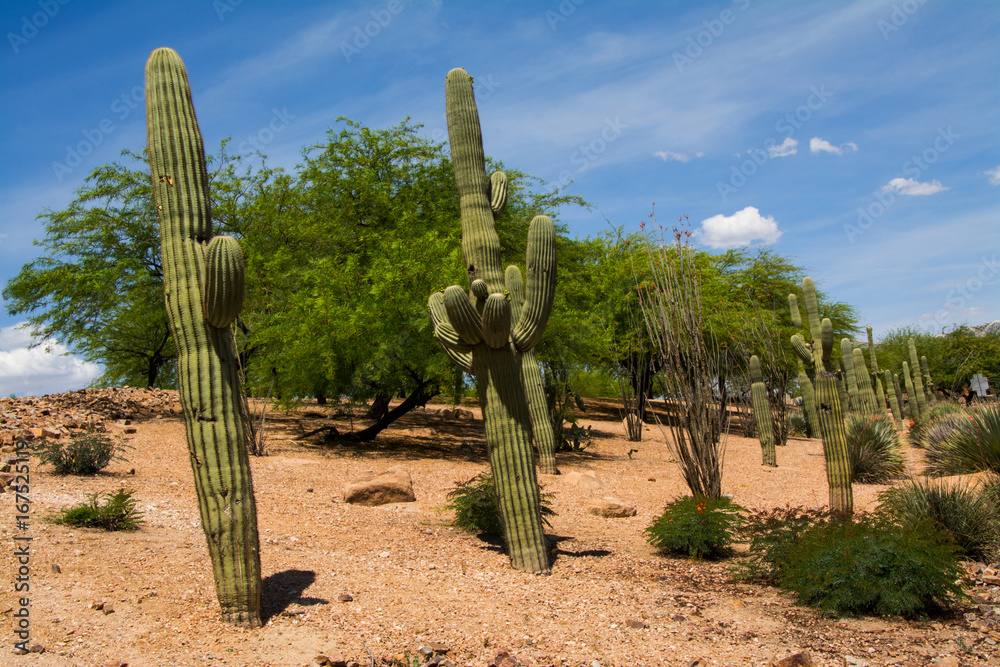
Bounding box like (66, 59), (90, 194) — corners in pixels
(145, 47), (262, 627)
(427, 67), (557, 574)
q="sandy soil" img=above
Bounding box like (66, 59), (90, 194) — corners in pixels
(1, 393), (997, 667)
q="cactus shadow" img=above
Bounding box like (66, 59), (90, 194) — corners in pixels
(261, 568), (328, 621)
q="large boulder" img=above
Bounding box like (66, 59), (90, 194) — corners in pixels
(343, 466), (416, 506)
(586, 497), (637, 518)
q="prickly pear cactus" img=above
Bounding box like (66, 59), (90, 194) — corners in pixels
(145, 47), (261, 626)
(428, 68), (554, 573)
(749, 355), (776, 467)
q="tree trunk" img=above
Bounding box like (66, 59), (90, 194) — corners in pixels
(345, 386), (436, 443)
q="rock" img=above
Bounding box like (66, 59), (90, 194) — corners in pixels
(90, 600), (105, 610)
(564, 470), (604, 490)
(343, 466), (415, 506)
(770, 652), (816, 667)
(930, 658), (960, 667)
(688, 660), (708, 667)
(586, 497), (637, 518)
(337, 593), (353, 602)
(29, 644), (45, 653)
(310, 656), (334, 667)
(102, 602), (115, 615)
(51, 563), (61, 574)
(488, 652), (528, 667)
(99, 662), (128, 667)
(624, 618), (648, 629)
(454, 408), (474, 420)
(843, 657), (868, 667)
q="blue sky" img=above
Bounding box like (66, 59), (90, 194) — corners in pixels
(1, 0), (997, 396)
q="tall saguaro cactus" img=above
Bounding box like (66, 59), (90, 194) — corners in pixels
(789, 278), (853, 514)
(146, 47), (262, 626)
(749, 355), (777, 467)
(788, 294), (819, 437)
(428, 68), (554, 573)
(908, 338), (927, 419)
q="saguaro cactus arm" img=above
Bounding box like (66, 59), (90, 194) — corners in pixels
(202, 235), (246, 329)
(429, 292), (474, 374)
(512, 215), (557, 352)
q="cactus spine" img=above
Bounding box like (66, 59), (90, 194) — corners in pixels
(789, 278), (852, 514)
(428, 68), (554, 573)
(749, 355), (776, 467)
(145, 48), (261, 626)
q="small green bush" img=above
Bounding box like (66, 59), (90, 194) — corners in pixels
(446, 472), (555, 538)
(845, 414), (905, 483)
(925, 405), (1000, 476)
(646, 495), (745, 560)
(775, 513), (966, 618)
(786, 410), (808, 438)
(732, 505), (836, 582)
(925, 401), (963, 422)
(878, 477), (1000, 562)
(49, 489), (144, 531)
(37, 430), (128, 475)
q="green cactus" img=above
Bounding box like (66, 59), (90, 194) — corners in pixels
(921, 355), (935, 400)
(852, 347), (877, 417)
(145, 48), (261, 626)
(884, 370), (902, 427)
(788, 278), (853, 514)
(749, 355), (776, 467)
(841, 338), (860, 411)
(892, 373), (905, 424)
(908, 338), (927, 418)
(902, 361), (920, 423)
(787, 294), (819, 437)
(428, 68), (554, 573)
(866, 326), (880, 374)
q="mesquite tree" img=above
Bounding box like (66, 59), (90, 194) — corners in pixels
(145, 47), (262, 625)
(428, 68), (555, 573)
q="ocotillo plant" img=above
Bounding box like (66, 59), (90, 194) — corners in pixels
(428, 68), (554, 573)
(146, 47), (262, 626)
(749, 355), (777, 467)
(789, 277), (853, 514)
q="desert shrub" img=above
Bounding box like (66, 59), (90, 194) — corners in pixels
(878, 477), (1000, 562)
(926, 401), (963, 422)
(775, 513), (966, 617)
(786, 410), (808, 438)
(921, 415), (965, 452)
(446, 472), (555, 538)
(845, 414), (905, 483)
(925, 405), (1000, 476)
(732, 505), (837, 581)
(646, 495), (745, 560)
(36, 430), (129, 475)
(49, 489), (143, 531)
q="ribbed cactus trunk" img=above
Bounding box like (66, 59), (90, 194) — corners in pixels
(428, 68), (554, 573)
(841, 339), (860, 411)
(884, 370), (902, 426)
(852, 348), (877, 417)
(902, 361), (921, 423)
(145, 47), (262, 626)
(749, 356), (776, 467)
(787, 294), (819, 437)
(892, 373), (905, 423)
(907, 339), (927, 419)
(921, 355), (935, 401)
(815, 372), (853, 514)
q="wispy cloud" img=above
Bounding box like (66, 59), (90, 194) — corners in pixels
(654, 149), (702, 162)
(810, 137), (858, 155)
(881, 177), (949, 196)
(696, 206), (782, 249)
(0, 324), (100, 397)
(768, 137), (798, 157)
(986, 166), (1000, 186)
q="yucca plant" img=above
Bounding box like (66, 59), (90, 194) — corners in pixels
(925, 405), (1000, 476)
(920, 414), (965, 452)
(878, 476), (1000, 562)
(845, 414), (905, 483)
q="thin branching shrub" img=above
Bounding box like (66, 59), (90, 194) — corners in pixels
(49, 489), (144, 531)
(878, 477), (1000, 562)
(646, 495), (745, 560)
(845, 414), (905, 483)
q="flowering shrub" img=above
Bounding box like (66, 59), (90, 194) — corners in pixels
(645, 495), (744, 560)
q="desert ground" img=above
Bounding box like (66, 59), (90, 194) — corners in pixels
(1, 388), (997, 667)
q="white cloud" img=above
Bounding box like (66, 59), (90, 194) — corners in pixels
(881, 177), (949, 196)
(986, 166), (1000, 186)
(654, 150), (702, 162)
(0, 324), (100, 397)
(768, 137), (798, 158)
(696, 206), (782, 249)
(810, 137), (858, 155)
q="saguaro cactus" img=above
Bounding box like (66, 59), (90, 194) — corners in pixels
(428, 68), (554, 573)
(787, 294), (819, 436)
(789, 278), (853, 514)
(749, 355), (776, 467)
(908, 338), (927, 419)
(146, 47), (262, 626)
(902, 361), (920, 423)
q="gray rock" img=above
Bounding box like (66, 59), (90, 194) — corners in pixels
(586, 497), (637, 518)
